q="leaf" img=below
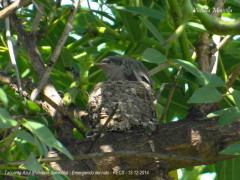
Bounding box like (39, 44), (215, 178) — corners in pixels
(142, 48), (167, 64)
(188, 86), (222, 103)
(140, 17), (164, 43)
(17, 130), (36, 145)
(215, 158), (240, 180)
(220, 142), (240, 155)
(27, 101), (41, 114)
(61, 48), (74, 68)
(173, 59), (206, 85)
(218, 107), (240, 126)
(118, 10), (142, 42)
(21, 153), (43, 171)
(116, 6), (165, 20)
(232, 90), (240, 109)
(0, 108), (18, 128)
(187, 22), (206, 31)
(0, 88), (8, 108)
(34, 136), (49, 156)
(23, 120), (73, 159)
(207, 107), (240, 126)
(202, 72), (225, 87)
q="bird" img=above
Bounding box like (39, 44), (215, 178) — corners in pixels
(83, 56), (157, 137)
(95, 56), (152, 87)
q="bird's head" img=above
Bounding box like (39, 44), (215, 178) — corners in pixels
(95, 56), (152, 87)
(95, 56), (125, 80)
(95, 56), (123, 71)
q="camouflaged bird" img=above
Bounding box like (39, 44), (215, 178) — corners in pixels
(85, 56), (157, 137)
(95, 56), (152, 87)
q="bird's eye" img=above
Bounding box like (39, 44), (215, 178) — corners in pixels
(102, 59), (110, 64)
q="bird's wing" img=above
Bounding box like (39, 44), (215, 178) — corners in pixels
(133, 63), (152, 87)
(122, 60), (152, 87)
(121, 60), (138, 81)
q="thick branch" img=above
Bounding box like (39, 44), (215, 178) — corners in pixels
(30, 0), (80, 101)
(0, 0), (31, 21)
(10, 14), (63, 120)
(9, 118), (239, 180)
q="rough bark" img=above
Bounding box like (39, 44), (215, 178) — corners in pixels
(40, 117), (240, 180)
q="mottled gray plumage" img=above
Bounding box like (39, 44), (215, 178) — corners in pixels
(95, 56), (152, 87)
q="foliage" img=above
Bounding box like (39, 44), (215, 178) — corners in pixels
(0, 0), (240, 179)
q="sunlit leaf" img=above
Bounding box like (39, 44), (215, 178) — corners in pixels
(23, 120), (73, 159)
(27, 101), (41, 114)
(0, 108), (18, 128)
(0, 88), (8, 108)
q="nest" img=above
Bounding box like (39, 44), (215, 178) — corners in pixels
(85, 81), (157, 136)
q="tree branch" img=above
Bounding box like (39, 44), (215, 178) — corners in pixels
(0, 0), (31, 21)
(11, 14), (63, 120)
(30, 0), (80, 101)
(4, 0), (23, 98)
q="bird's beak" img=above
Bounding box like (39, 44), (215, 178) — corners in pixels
(94, 63), (107, 67)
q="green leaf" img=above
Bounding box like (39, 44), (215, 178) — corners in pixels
(232, 90), (240, 109)
(142, 48), (167, 64)
(116, 6), (165, 20)
(202, 72), (225, 87)
(215, 158), (240, 180)
(23, 120), (73, 159)
(187, 22), (206, 31)
(34, 136), (49, 156)
(173, 59), (206, 85)
(140, 17), (164, 43)
(0, 108), (18, 128)
(0, 88), (8, 108)
(188, 86), (222, 103)
(207, 107), (240, 126)
(118, 10), (142, 42)
(61, 48), (74, 68)
(218, 107), (240, 126)
(27, 101), (41, 114)
(17, 130), (36, 145)
(220, 142), (240, 155)
(21, 153), (43, 171)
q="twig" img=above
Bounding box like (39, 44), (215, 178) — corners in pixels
(4, 0), (22, 98)
(155, 83), (185, 101)
(158, 67), (182, 124)
(42, 95), (87, 137)
(11, 15), (64, 120)
(210, 35), (232, 74)
(13, 113), (49, 119)
(0, 70), (87, 137)
(210, 35), (220, 74)
(0, 0), (31, 21)
(31, 3), (43, 36)
(211, 35), (232, 55)
(224, 64), (240, 93)
(86, 104), (119, 153)
(149, 62), (169, 76)
(30, 0), (80, 101)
